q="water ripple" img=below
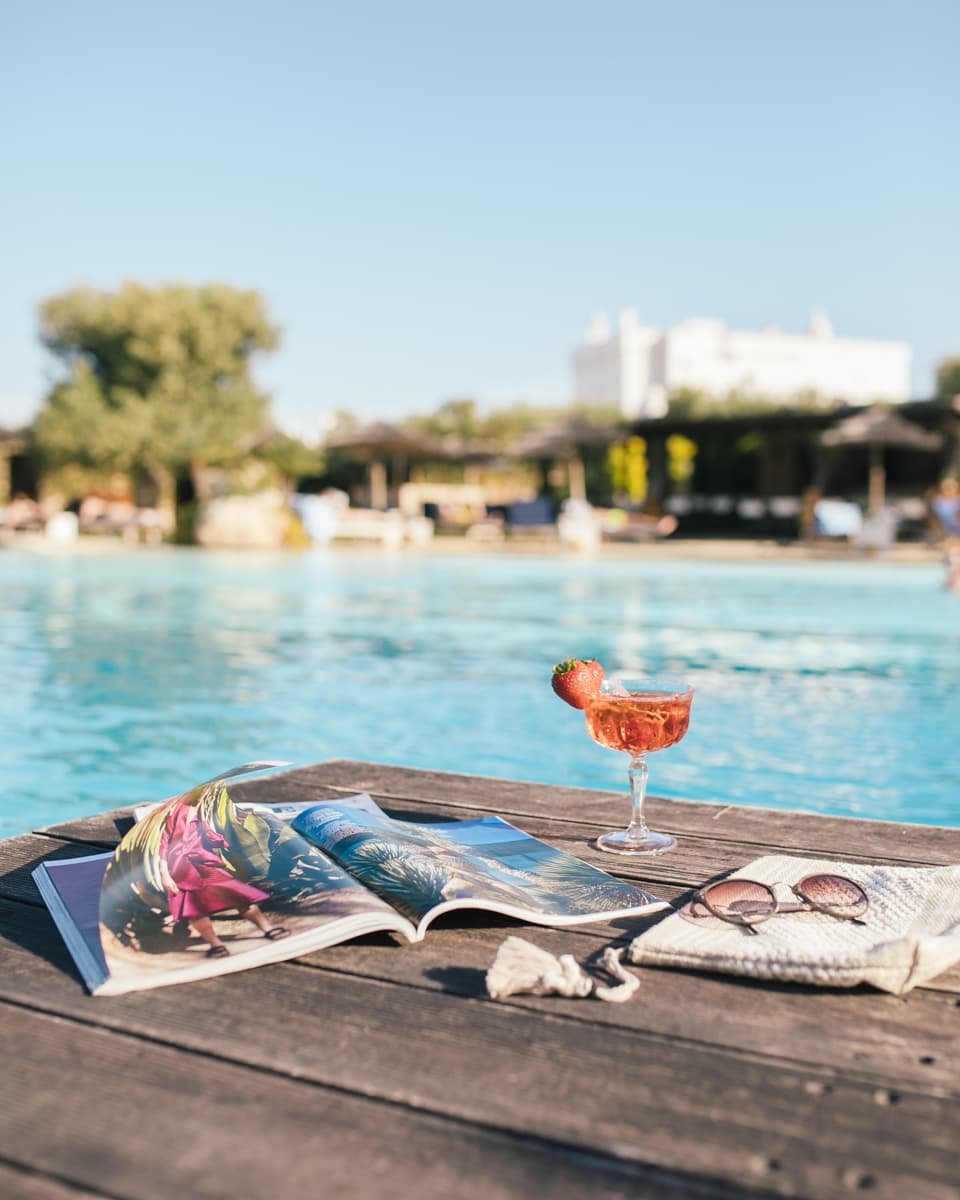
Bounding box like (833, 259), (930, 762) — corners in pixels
(0, 549), (957, 835)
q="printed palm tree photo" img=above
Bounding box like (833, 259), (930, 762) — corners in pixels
(292, 805), (647, 924)
(99, 782), (395, 984)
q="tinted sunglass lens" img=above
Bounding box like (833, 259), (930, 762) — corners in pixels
(798, 874), (868, 918)
(703, 880), (776, 922)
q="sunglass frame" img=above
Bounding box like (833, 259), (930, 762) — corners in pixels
(695, 873), (869, 931)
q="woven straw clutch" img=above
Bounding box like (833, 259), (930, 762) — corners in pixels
(627, 854), (960, 995)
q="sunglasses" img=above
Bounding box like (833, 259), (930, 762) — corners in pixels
(691, 874), (869, 935)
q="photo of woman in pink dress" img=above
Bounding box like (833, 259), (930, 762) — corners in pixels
(157, 799), (289, 958)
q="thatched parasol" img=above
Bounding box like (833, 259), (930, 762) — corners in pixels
(325, 422), (444, 509)
(431, 434), (499, 462)
(511, 417), (623, 502)
(820, 406), (943, 510)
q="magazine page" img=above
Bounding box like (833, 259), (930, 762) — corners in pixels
(133, 790), (385, 824)
(130, 759), (386, 824)
(38, 779), (416, 996)
(291, 804), (666, 937)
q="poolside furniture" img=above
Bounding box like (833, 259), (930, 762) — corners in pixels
(330, 506), (434, 547)
(598, 508), (679, 543)
(0, 494), (44, 531)
(813, 498), (863, 540)
(4, 760), (957, 1199)
(397, 482), (489, 534)
(43, 511), (79, 544)
(821, 406), (943, 513)
(505, 497), (558, 538)
(293, 495), (435, 548)
(557, 499), (602, 551)
(853, 508), (899, 551)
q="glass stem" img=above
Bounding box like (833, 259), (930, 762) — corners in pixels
(626, 755), (650, 846)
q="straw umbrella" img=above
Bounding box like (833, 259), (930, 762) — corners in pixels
(325, 422), (442, 509)
(511, 416), (622, 502)
(820, 406), (943, 511)
(428, 435), (499, 484)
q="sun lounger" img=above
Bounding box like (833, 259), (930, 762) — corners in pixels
(853, 508), (898, 550)
(813, 499), (863, 540)
(505, 499), (557, 538)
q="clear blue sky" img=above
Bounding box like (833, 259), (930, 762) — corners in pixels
(2, 0), (957, 435)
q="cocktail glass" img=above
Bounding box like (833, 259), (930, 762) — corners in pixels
(585, 677), (693, 856)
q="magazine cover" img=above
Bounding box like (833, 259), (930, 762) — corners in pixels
(93, 779), (405, 993)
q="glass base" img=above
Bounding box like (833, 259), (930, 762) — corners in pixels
(596, 829), (677, 857)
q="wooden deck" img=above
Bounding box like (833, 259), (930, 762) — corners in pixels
(2, 761), (958, 1200)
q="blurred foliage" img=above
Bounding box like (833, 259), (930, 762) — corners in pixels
(692, 432), (761, 494)
(608, 437), (648, 503)
(936, 357), (960, 399)
(404, 397), (622, 449)
(666, 434), (697, 486)
(255, 432), (325, 481)
(405, 397), (479, 440)
(34, 283), (280, 508)
(667, 386), (835, 418)
(326, 410), (360, 437)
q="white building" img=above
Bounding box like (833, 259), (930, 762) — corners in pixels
(572, 309), (912, 419)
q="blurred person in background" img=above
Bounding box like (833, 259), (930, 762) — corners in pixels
(930, 477), (960, 539)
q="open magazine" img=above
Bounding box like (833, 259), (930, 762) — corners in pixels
(34, 766), (665, 996)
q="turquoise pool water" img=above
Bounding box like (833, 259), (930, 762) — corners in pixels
(2, 548), (957, 837)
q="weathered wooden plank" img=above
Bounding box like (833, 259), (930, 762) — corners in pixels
(0, 902), (958, 1200)
(36, 790), (958, 902)
(0, 1001), (773, 1200)
(2, 895), (957, 1100)
(265, 760), (960, 864)
(0, 835), (108, 908)
(7, 811), (960, 1066)
(41, 759), (960, 873)
(47, 762), (960, 892)
(301, 927), (960, 1092)
(7, 761), (960, 1200)
(0, 1163), (108, 1200)
(38, 811), (133, 846)
(16, 808), (960, 998)
(17, 778), (960, 1001)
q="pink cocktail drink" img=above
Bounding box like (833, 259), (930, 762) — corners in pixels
(585, 692), (692, 755)
(586, 681), (694, 857)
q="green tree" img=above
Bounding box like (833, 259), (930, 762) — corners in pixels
(935, 357), (960, 399)
(255, 432), (325, 484)
(34, 283), (280, 529)
(404, 396), (622, 452)
(406, 396), (480, 440)
(668, 387), (832, 418)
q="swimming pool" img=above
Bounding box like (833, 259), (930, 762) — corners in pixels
(2, 547), (957, 837)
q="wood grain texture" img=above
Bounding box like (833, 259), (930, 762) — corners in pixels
(259, 761), (960, 864)
(6, 761), (960, 1200)
(25, 785), (960, 997)
(0, 835), (108, 907)
(0, 1001), (775, 1200)
(0, 908), (957, 1200)
(0, 1162), (110, 1200)
(2, 891), (958, 1098)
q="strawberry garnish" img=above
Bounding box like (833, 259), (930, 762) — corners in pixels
(551, 658), (604, 709)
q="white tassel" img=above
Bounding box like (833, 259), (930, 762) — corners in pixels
(485, 936), (639, 1003)
(593, 946), (640, 1003)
